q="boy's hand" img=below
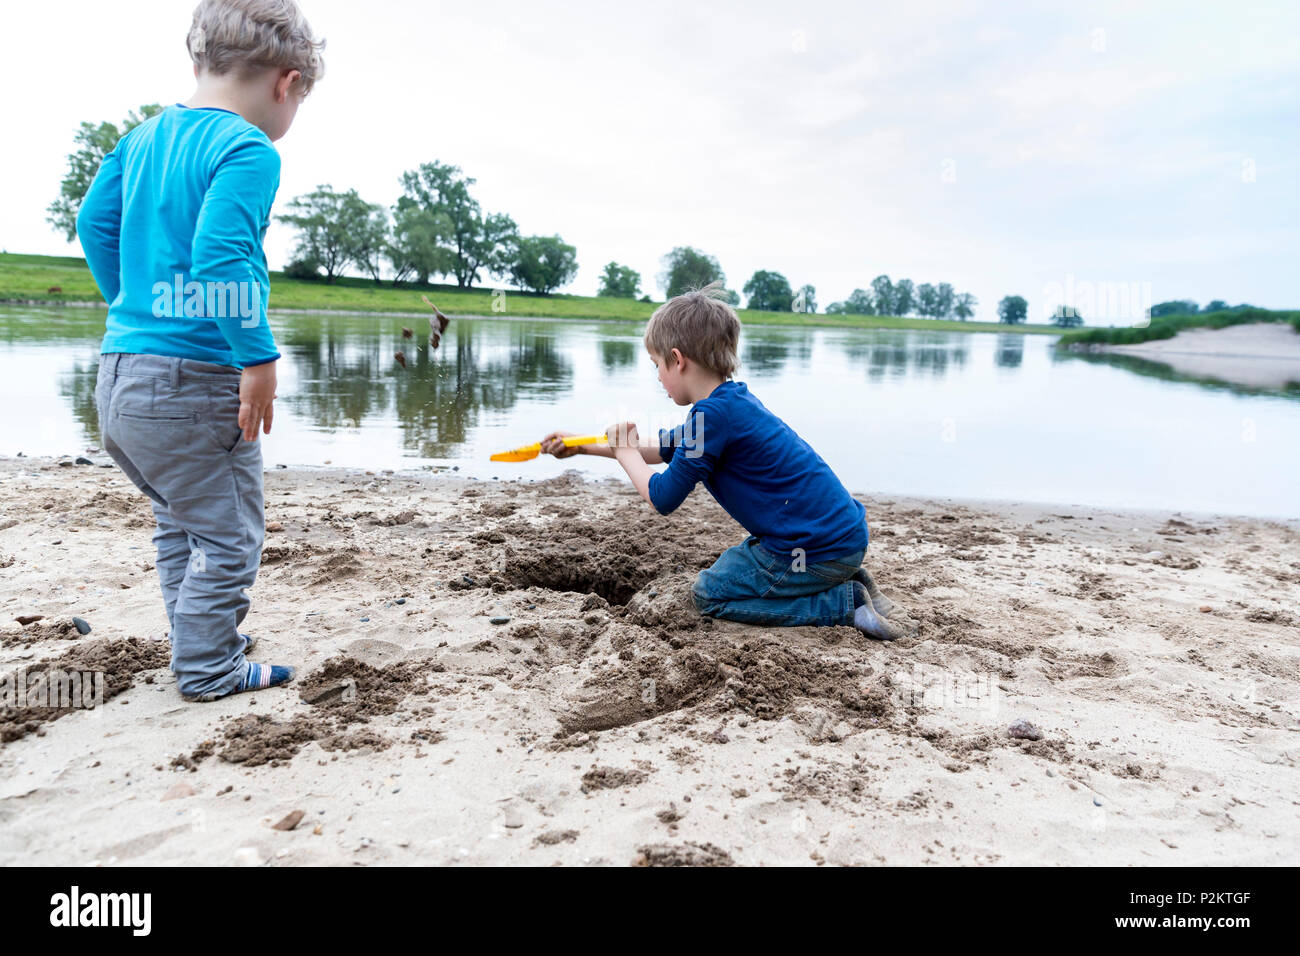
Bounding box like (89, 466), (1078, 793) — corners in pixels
(540, 430), (581, 458)
(239, 361), (277, 441)
(606, 421), (640, 449)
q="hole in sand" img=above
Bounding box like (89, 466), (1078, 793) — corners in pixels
(495, 513), (716, 606)
(504, 554), (654, 606)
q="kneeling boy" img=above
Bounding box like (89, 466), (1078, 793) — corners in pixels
(542, 284), (912, 640)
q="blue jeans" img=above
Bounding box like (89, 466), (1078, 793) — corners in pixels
(96, 353), (264, 699)
(691, 532), (867, 627)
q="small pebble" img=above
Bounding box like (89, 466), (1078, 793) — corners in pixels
(490, 616), (510, 625)
(1008, 719), (1043, 741)
(72, 616), (92, 635)
(272, 809), (305, 831)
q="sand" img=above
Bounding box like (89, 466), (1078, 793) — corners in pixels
(1, 455), (1298, 866)
(1098, 322), (1300, 390)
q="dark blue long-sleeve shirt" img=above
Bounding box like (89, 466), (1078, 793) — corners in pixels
(649, 381), (867, 564)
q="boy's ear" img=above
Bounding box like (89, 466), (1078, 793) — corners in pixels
(275, 69), (302, 102)
(671, 347), (687, 371)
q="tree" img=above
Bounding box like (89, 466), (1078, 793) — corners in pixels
(598, 262), (641, 298)
(277, 185), (373, 282)
(998, 295), (1028, 324)
(935, 282), (956, 319)
(343, 198), (389, 284)
(953, 292), (977, 321)
(1204, 299), (1229, 313)
(793, 284), (816, 314)
(1150, 300), (1199, 318)
(509, 235), (579, 294)
(659, 246), (725, 297)
(893, 278), (916, 316)
(915, 282), (940, 318)
(476, 211), (522, 286)
(47, 104), (163, 241)
(827, 288), (874, 315)
(283, 257), (322, 280)
(743, 270), (794, 311)
(1051, 305), (1084, 327)
(387, 205), (455, 285)
(396, 161), (519, 288)
(870, 275), (895, 315)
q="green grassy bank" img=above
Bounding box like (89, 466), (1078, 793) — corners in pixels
(0, 252), (1061, 334)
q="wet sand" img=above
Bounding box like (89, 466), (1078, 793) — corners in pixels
(1, 456), (1298, 866)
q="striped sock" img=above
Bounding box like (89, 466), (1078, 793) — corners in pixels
(240, 661), (295, 691)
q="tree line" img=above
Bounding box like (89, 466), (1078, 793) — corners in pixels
(824, 277), (978, 321)
(49, 107), (1257, 323)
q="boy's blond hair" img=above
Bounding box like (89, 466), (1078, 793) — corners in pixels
(644, 281), (741, 378)
(187, 0), (325, 95)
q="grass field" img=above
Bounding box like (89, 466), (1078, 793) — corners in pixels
(0, 252), (1062, 334)
(1056, 308), (1300, 348)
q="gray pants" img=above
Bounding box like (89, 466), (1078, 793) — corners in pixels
(96, 353), (263, 698)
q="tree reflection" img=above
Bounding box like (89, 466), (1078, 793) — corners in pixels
(58, 359), (101, 442)
(995, 334), (1024, 368)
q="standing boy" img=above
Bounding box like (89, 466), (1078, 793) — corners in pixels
(77, 0), (324, 700)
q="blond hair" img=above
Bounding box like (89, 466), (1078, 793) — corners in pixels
(187, 0), (325, 95)
(644, 281), (741, 378)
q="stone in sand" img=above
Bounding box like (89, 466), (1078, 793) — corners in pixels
(272, 810), (306, 831)
(1008, 719), (1043, 741)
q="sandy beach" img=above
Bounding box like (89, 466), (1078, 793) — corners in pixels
(1097, 322), (1300, 390)
(1, 455), (1298, 866)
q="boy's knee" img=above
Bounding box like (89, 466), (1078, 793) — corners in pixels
(690, 575), (714, 614)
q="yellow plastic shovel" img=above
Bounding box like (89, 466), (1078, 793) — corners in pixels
(490, 434), (608, 462)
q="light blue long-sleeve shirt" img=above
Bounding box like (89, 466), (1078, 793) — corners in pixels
(76, 104), (281, 368)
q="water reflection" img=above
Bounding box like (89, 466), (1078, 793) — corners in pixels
(283, 321), (574, 458)
(841, 334), (969, 380)
(599, 338), (638, 372)
(59, 359), (101, 439)
(1056, 348), (1300, 398)
(996, 334), (1024, 368)
(9, 307), (1300, 519)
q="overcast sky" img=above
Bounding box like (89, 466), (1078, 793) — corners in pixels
(2, 0), (1296, 320)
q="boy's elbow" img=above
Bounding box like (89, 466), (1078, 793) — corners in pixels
(648, 490), (680, 516)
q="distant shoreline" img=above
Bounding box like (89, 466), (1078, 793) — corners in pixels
(1068, 322), (1300, 390)
(0, 296), (1066, 335)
